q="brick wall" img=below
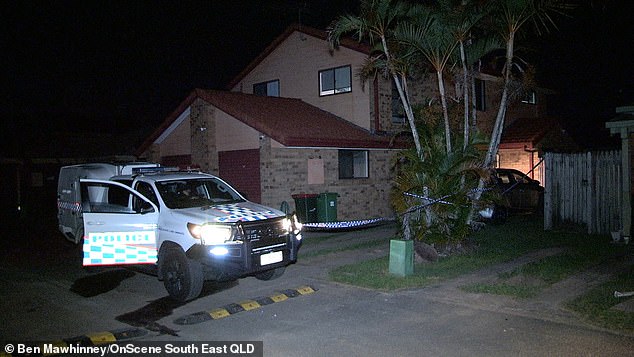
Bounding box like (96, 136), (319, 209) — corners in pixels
(259, 137), (399, 220)
(372, 72), (532, 139)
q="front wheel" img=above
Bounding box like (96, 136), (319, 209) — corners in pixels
(161, 247), (204, 302)
(255, 266), (286, 281)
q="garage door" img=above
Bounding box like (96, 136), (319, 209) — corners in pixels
(218, 149), (261, 203)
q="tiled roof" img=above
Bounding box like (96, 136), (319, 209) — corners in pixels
(500, 117), (558, 145)
(137, 89), (406, 155)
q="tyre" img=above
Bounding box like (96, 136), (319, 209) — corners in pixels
(255, 266), (286, 281)
(161, 247), (204, 302)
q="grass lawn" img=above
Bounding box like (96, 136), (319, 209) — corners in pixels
(566, 267), (634, 332)
(330, 215), (587, 290)
(329, 215), (634, 332)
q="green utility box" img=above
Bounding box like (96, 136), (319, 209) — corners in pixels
(292, 193), (318, 223)
(317, 192), (338, 222)
(389, 239), (414, 277)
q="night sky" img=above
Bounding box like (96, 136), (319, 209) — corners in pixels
(535, 1), (634, 148)
(1, 0), (632, 157)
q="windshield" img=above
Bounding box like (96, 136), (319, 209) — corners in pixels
(156, 178), (245, 209)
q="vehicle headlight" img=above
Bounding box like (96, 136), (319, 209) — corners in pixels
(187, 223), (233, 245)
(282, 214), (302, 235)
(292, 214), (303, 234)
(282, 217), (293, 233)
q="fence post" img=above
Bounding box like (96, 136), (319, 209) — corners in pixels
(586, 152), (593, 234)
(544, 153), (553, 230)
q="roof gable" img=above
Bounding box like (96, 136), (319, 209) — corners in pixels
(225, 23), (370, 90)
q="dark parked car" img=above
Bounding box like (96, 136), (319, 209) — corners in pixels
(494, 168), (544, 213)
(479, 168), (544, 222)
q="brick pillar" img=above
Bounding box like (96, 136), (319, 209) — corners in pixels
(259, 135), (271, 205)
(190, 98), (218, 174)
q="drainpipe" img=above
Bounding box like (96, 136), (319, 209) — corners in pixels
(524, 145), (538, 180)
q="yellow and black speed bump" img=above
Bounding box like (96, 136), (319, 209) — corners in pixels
(174, 285), (317, 325)
(64, 327), (147, 345)
(1, 328), (146, 357)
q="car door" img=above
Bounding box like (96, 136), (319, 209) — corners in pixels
(497, 171), (519, 208)
(80, 179), (159, 266)
(504, 171), (525, 209)
(511, 171), (538, 209)
(521, 176), (543, 209)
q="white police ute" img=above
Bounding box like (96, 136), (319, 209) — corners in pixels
(78, 168), (302, 301)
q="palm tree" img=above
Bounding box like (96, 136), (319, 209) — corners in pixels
(444, 0), (492, 150)
(399, 1), (496, 155)
(399, 3), (457, 154)
(328, 0), (432, 158)
(483, 0), (575, 168)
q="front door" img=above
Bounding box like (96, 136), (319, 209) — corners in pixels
(80, 179), (159, 266)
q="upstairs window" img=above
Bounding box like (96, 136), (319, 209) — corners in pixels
(522, 90), (537, 104)
(253, 80), (280, 97)
(474, 78), (486, 111)
(338, 150), (368, 179)
(391, 81), (406, 124)
(319, 65), (351, 96)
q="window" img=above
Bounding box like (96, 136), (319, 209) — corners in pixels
(253, 80), (279, 97)
(522, 90), (537, 104)
(391, 81), (406, 124)
(135, 181), (160, 209)
(474, 78), (486, 111)
(155, 178), (244, 209)
(338, 150), (368, 179)
(80, 182), (154, 214)
(319, 65), (351, 96)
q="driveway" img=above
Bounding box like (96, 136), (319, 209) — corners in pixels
(1, 221), (633, 356)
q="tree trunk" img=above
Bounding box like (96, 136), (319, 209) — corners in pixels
(484, 32), (515, 168)
(437, 70), (452, 153)
(470, 33), (515, 223)
(460, 41), (469, 150)
(393, 73), (423, 158)
(381, 35), (424, 158)
(470, 65), (477, 135)
(403, 212), (412, 241)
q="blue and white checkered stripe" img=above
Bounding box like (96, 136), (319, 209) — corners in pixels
(303, 218), (388, 229)
(83, 231), (157, 266)
(58, 200), (82, 212)
(214, 205), (279, 222)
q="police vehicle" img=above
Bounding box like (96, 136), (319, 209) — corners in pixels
(62, 166), (302, 301)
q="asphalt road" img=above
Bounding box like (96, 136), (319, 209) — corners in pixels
(1, 213), (634, 356)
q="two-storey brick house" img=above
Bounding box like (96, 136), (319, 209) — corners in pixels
(137, 24), (562, 220)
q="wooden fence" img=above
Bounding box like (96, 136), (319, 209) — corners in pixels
(544, 151), (622, 234)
